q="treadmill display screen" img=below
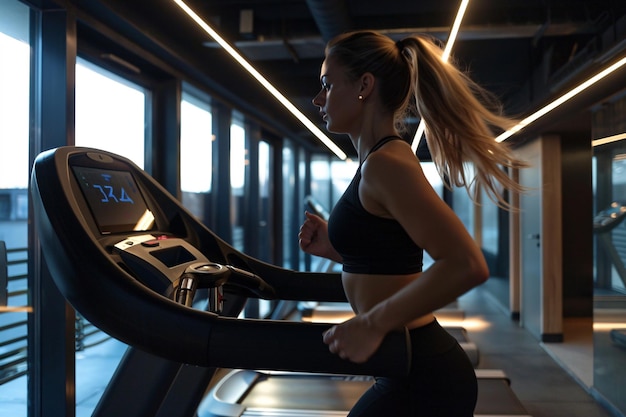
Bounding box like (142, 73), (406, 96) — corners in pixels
(72, 166), (155, 234)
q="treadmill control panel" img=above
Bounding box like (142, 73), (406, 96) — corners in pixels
(72, 165), (156, 235)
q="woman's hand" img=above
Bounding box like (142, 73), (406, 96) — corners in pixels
(322, 315), (386, 363)
(298, 211), (341, 262)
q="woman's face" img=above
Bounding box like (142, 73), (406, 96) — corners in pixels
(312, 57), (362, 135)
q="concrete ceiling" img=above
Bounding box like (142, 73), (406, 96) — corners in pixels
(72, 0), (626, 157)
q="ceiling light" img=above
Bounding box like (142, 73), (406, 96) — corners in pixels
(173, 0), (347, 160)
(592, 132), (626, 147)
(442, 0), (470, 62)
(497, 56), (626, 142)
(412, 0), (470, 152)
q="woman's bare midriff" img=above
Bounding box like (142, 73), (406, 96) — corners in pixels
(342, 271), (435, 330)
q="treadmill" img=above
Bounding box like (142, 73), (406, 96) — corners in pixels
(31, 146), (531, 417)
(594, 201), (626, 288)
(594, 201), (626, 349)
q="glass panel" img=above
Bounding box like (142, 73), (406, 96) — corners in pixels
(75, 58), (146, 168)
(257, 140), (273, 317)
(593, 134), (626, 415)
(0, 2), (29, 416)
(310, 155), (331, 210)
(230, 119), (247, 251)
(180, 93), (213, 223)
(282, 141), (295, 269)
(480, 185), (510, 308)
(481, 193), (499, 262)
(592, 89), (626, 413)
(257, 140), (273, 263)
(308, 155), (331, 272)
(74, 58), (149, 416)
(297, 148), (307, 269)
(610, 157), (626, 292)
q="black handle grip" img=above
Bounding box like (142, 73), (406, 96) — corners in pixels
(207, 318), (411, 377)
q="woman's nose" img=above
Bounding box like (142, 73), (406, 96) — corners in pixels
(312, 89), (324, 106)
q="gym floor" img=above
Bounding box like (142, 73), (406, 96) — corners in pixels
(458, 286), (615, 417)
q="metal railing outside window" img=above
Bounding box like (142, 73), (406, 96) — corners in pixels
(0, 244), (27, 385)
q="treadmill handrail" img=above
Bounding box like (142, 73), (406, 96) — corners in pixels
(31, 146), (411, 377)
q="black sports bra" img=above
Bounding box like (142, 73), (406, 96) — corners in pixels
(327, 136), (424, 274)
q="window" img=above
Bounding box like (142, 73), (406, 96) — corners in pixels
(180, 92), (213, 222)
(257, 140), (274, 263)
(282, 141), (296, 269)
(230, 117), (248, 251)
(310, 155), (331, 211)
(75, 58), (147, 167)
(0, 2), (30, 416)
(74, 57), (149, 417)
(0, 8), (29, 193)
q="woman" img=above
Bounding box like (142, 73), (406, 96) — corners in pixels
(298, 31), (526, 416)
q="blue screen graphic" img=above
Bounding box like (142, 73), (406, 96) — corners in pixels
(72, 166), (155, 234)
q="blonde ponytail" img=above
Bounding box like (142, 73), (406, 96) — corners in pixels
(326, 31), (527, 208)
(402, 35), (527, 208)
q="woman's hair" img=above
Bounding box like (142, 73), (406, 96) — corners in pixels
(325, 31), (527, 208)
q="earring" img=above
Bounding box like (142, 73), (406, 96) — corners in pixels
(358, 95), (363, 100)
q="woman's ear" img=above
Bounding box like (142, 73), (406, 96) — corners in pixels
(359, 72), (375, 99)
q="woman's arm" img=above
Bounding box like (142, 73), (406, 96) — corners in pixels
(299, 211), (343, 263)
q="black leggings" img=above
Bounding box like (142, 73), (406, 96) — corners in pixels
(348, 320), (477, 417)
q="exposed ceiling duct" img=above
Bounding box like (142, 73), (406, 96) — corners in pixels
(305, 0), (353, 42)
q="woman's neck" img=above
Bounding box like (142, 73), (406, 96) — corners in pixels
(355, 130), (400, 163)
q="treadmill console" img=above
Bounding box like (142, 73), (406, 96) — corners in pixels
(64, 151), (224, 305)
(72, 164), (156, 235)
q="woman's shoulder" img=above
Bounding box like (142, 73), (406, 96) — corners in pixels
(362, 139), (420, 175)
(359, 138), (443, 219)
(360, 140), (431, 198)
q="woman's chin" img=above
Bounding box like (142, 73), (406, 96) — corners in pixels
(324, 122), (339, 134)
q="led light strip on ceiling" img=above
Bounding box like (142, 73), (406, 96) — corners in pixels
(411, 0), (470, 152)
(592, 132), (626, 147)
(496, 56), (626, 142)
(173, 0), (348, 160)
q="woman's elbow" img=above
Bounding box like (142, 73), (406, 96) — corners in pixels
(469, 255), (490, 286)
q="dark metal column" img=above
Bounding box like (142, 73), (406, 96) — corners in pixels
(150, 79), (182, 198)
(28, 7), (77, 417)
(211, 102), (233, 242)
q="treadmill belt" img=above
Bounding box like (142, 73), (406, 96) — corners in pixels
(241, 374), (372, 411)
(474, 379), (528, 415)
(237, 372), (531, 417)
